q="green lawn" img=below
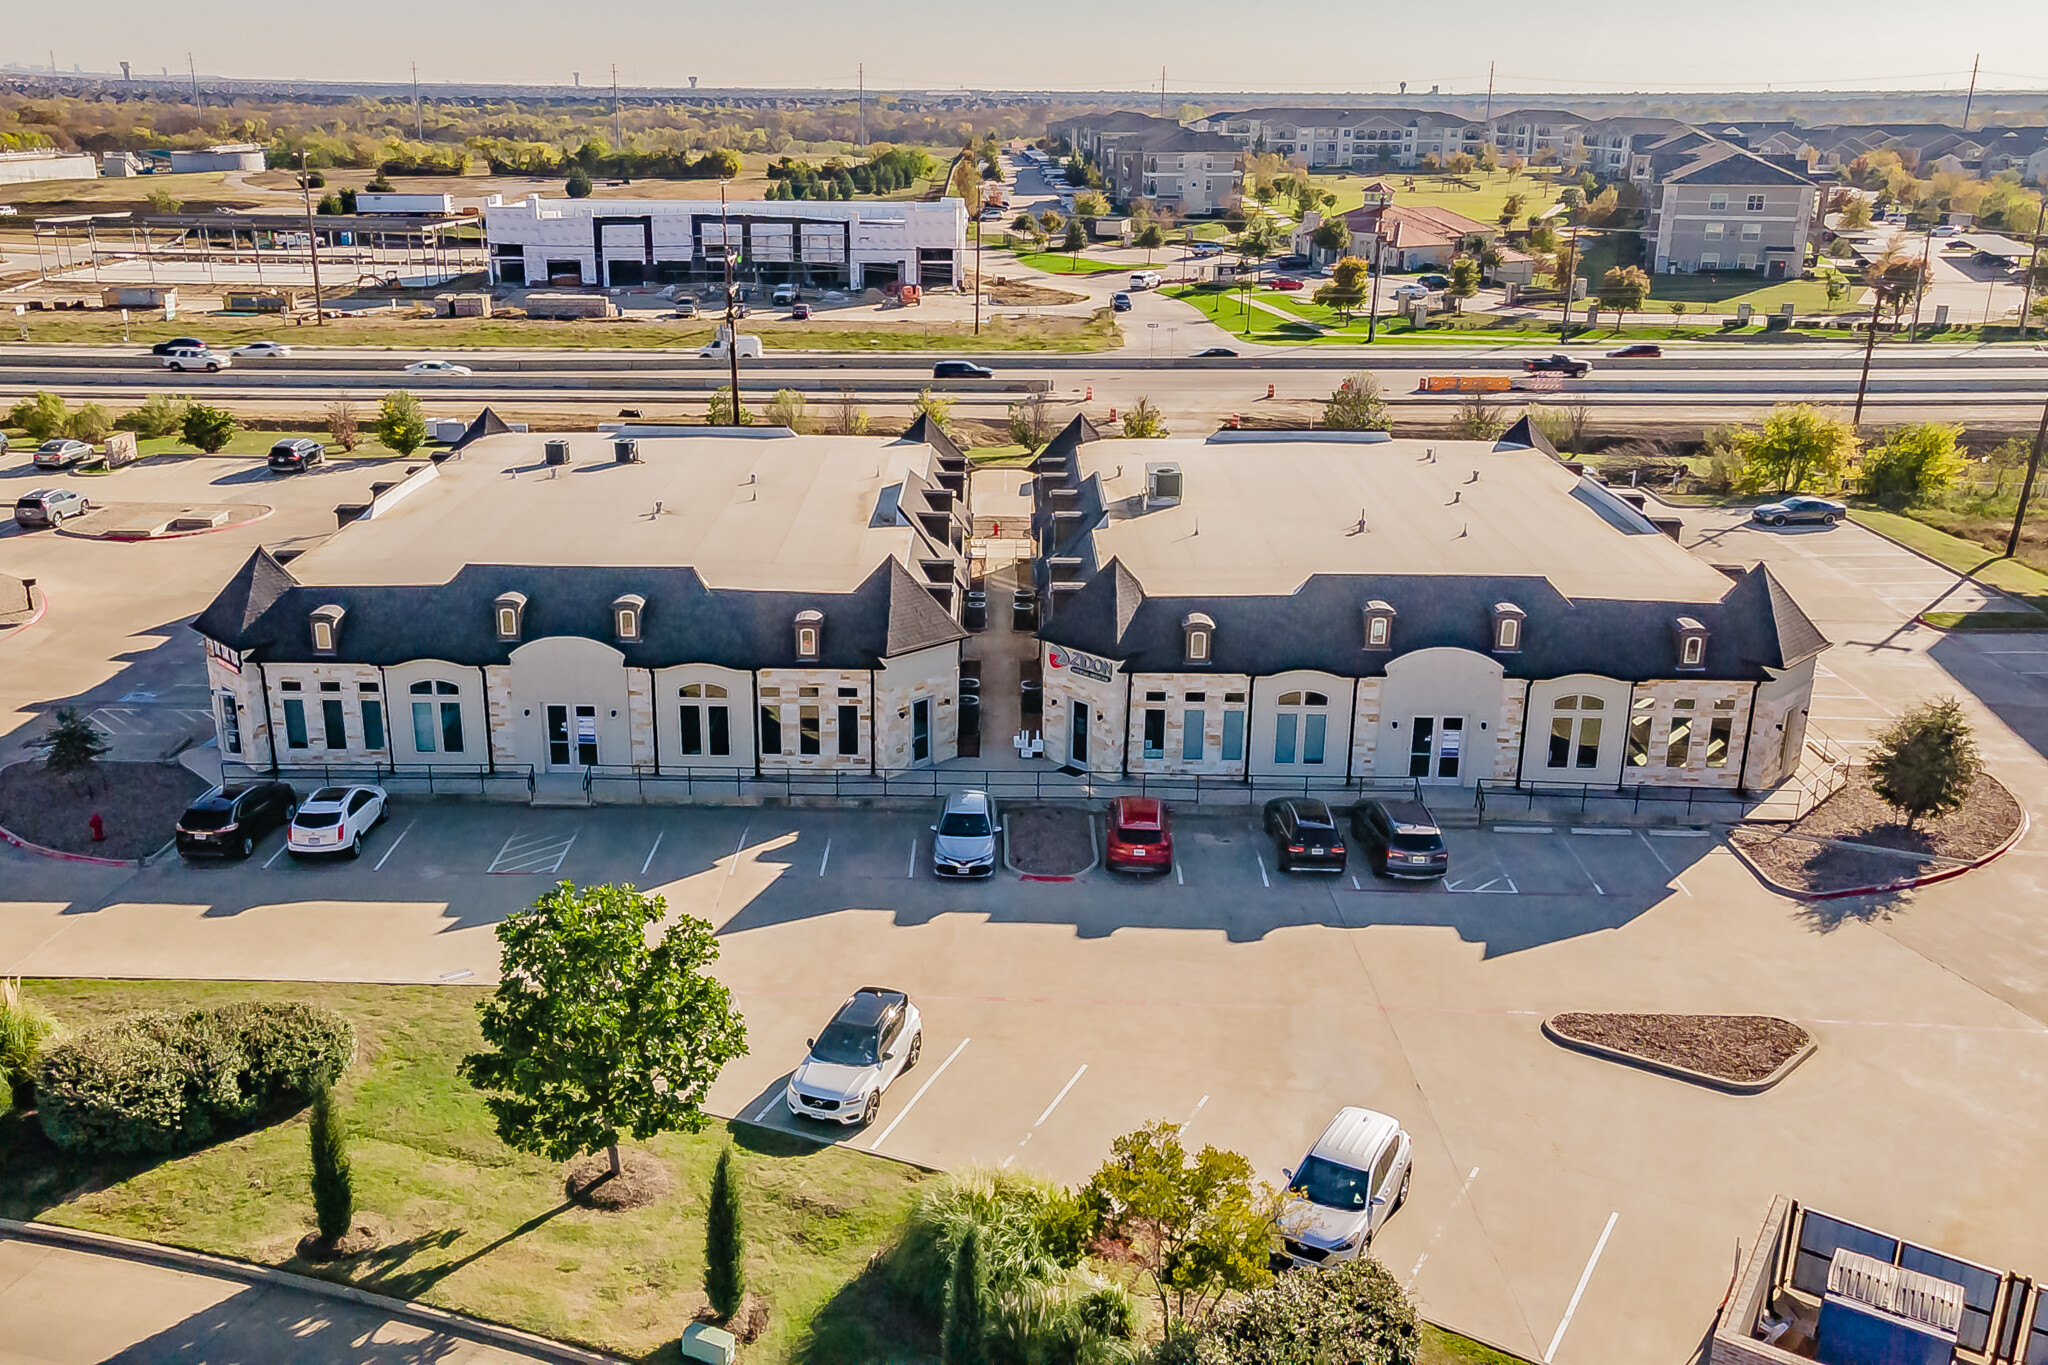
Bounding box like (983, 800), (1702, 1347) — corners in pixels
(1573, 238), (1858, 317)
(1849, 508), (2048, 625)
(1009, 250), (1131, 275)
(1305, 168), (1566, 226)
(1421, 1323), (1534, 1365)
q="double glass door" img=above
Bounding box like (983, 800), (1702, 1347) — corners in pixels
(1407, 715), (1465, 782)
(546, 704), (599, 769)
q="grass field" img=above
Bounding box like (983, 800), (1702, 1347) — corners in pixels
(1574, 239), (1858, 317)
(1009, 250), (1130, 275)
(1850, 508), (2048, 624)
(1305, 168), (1566, 225)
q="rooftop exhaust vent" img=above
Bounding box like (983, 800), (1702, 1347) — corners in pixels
(1145, 462), (1183, 509)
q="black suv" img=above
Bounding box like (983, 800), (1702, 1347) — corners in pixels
(1352, 799), (1448, 880)
(175, 781), (298, 860)
(267, 438), (326, 473)
(932, 360), (994, 380)
(1263, 798), (1347, 873)
(149, 336), (208, 356)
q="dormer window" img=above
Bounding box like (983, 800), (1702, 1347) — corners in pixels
(494, 591), (527, 642)
(1491, 602), (1526, 653)
(613, 593), (645, 643)
(1674, 616), (1709, 671)
(309, 604), (344, 656)
(1362, 599), (1395, 651)
(1182, 612), (1214, 665)
(794, 609), (824, 662)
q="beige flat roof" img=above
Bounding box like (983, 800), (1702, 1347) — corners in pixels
(285, 432), (944, 592)
(1077, 436), (1736, 603)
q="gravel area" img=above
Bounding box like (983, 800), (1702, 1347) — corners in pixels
(1731, 768), (2021, 893)
(1550, 1012), (1812, 1084)
(1005, 805), (1095, 876)
(0, 760), (209, 859)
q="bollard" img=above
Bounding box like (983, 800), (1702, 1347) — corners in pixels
(1109, 407), (1117, 422)
(1086, 385), (1094, 401)
(89, 813), (105, 843)
(1266, 383), (1276, 399)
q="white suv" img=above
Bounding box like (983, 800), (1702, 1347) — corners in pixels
(163, 346), (229, 373)
(1280, 1107), (1413, 1267)
(785, 987), (923, 1126)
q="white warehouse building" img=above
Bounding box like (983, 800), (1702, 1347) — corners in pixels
(482, 194), (968, 292)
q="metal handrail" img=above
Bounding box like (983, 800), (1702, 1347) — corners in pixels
(222, 760), (535, 797)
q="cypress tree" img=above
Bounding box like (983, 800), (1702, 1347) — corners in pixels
(309, 1086), (354, 1244)
(940, 1225), (987, 1365)
(704, 1147), (746, 1320)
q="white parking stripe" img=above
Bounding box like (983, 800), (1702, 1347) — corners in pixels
(725, 821), (751, 878)
(373, 819), (413, 870)
(907, 839), (917, 878)
(488, 831), (577, 875)
(1561, 839), (1605, 896)
(819, 837), (832, 877)
(1495, 825), (1553, 834)
(1408, 1165), (1483, 1290)
(1174, 862), (1183, 886)
(640, 831), (664, 876)
(1178, 1094), (1209, 1136)
(750, 1091), (783, 1124)
(1636, 830), (1690, 897)
(1545, 1211), (1619, 1363)
(263, 842), (289, 869)
(1033, 1064), (1089, 1127)
(1256, 853), (1270, 888)
(869, 1036), (970, 1151)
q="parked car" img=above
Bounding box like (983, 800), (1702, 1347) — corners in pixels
(931, 789), (1001, 878)
(1191, 346), (1238, 358)
(771, 283), (802, 306)
(1417, 273), (1451, 290)
(1105, 796), (1173, 874)
(0, 432), (9, 455)
(933, 360), (995, 379)
(231, 341), (294, 359)
(1351, 799), (1448, 880)
(13, 487), (90, 529)
(267, 437), (325, 473)
(162, 347), (228, 373)
(1280, 1107), (1412, 1268)
(1278, 254), (1312, 270)
(175, 781), (298, 860)
(1524, 353), (1592, 377)
(286, 784), (387, 859)
(1189, 241), (1224, 257)
(32, 439), (91, 469)
(1263, 798), (1347, 873)
(1111, 291), (1134, 312)
(149, 336), (208, 356)
(1606, 343), (1663, 358)
(404, 360), (473, 376)
(673, 297), (700, 318)
(1391, 283), (1430, 301)
(790, 302), (813, 320)
(1751, 495), (1846, 527)
(1269, 277), (1306, 291)
(784, 987), (924, 1126)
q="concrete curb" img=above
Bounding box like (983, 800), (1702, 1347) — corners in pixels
(59, 505), (275, 542)
(1000, 804), (1100, 880)
(1540, 1016), (1816, 1096)
(0, 585), (49, 641)
(1727, 798), (2030, 902)
(0, 1218), (627, 1365)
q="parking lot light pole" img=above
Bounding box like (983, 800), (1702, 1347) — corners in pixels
(298, 151), (325, 325)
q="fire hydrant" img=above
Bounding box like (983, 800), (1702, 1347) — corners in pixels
(89, 812), (105, 842)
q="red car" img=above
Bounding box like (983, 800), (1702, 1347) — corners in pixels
(1105, 796), (1173, 873)
(1269, 277), (1306, 291)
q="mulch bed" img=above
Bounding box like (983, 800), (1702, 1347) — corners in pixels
(1004, 805), (1096, 876)
(1549, 1012), (1812, 1085)
(1730, 767), (2022, 894)
(0, 760), (209, 860)
(564, 1148), (673, 1211)
(296, 1214), (390, 1263)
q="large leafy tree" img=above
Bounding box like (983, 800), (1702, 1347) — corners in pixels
(180, 403), (239, 455)
(1859, 422), (1967, 507)
(1736, 404), (1859, 494)
(1446, 254), (1482, 312)
(1312, 256), (1371, 321)
(1597, 264), (1652, 326)
(374, 390), (429, 455)
(1867, 697), (1980, 828)
(462, 882), (747, 1179)
(1206, 1257), (1421, 1365)
(1085, 1121), (1275, 1331)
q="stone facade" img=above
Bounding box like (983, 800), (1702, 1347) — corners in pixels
(873, 643), (960, 770)
(757, 667), (875, 772)
(1622, 678), (1753, 789)
(1126, 673), (1254, 776)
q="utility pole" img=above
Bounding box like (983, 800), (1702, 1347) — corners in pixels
(299, 151), (326, 326)
(1160, 67), (1166, 116)
(1851, 286), (1884, 428)
(49, 50), (57, 78)
(2018, 198), (2047, 340)
(1366, 233), (1386, 342)
(719, 180), (743, 424)
(857, 64), (865, 148)
(188, 53), (198, 106)
(1907, 220), (1936, 341)
(1962, 54), (1981, 132)
(413, 62), (423, 139)
(2005, 393), (2048, 558)
(1557, 225), (1581, 338)
(612, 65), (621, 146)
(1484, 62), (1495, 128)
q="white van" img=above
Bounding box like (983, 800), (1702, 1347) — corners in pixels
(1129, 271), (1162, 291)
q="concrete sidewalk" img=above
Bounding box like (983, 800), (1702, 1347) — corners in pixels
(0, 1232), (584, 1365)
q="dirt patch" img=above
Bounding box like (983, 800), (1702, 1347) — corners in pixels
(697, 1292), (773, 1344)
(296, 1214), (392, 1262)
(1549, 1012), (1811, 1085)
(564, 1148), (673, 1211)
(982, 279), (1088, 307)
(0, 760), (209, 859)
(1730, 767), (2021, 893)
(1004, 805), (1096, 876)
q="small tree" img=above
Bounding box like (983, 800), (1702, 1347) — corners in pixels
(1449, 395), (1511, 440)
(366, 174), (395, 193)
(326, 399), (361, 452)
(1598, 265), (1651, 327)
(1074, 190), (1110, 219)
(914, 387), (955, 431)
(9, 392), (69, 443)
(1312, 255), (1371, 321)
(1061, 216), (1087, 267)
(1859, 422), (1967, 507)
(704, 1147), (747, 1321)
(565, 168), (593, 198)
(374, 391), (429, 455)
(1236, 212), (1282, 270)
(1134, 222), (1165, 264)
(1323, 373), (1391, 432)
(36, 707), (110, 776)
(461, 882), (747, 1181)
(832, 386), (869, 436)
(309, 1085), (355, 1246)
(145, 186), (183, 214)
(1310, 216), (1351, 258)
(1838, 196), (1873, 229)
(1446, 254), (1481, 312)
(0, 978), (59, 1114)
(65, 402), (113, 443)
(1007, 394), (1054, 448)
(707, 386), (754, 427)
(1866, 697), (1980, 828)
(1735, 404), (1858, 494)
(1669, 301), (1688, 327)
(117, 393), (189, 439)
(941, 1224), (988, 1365)
(1085, 1121), (1274, 1331)
(1122, 396), (1167, 439)
(181, 403), (239, 455)
(764, 388), (807, 432)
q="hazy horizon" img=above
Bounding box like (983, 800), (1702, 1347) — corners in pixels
(10, 0), (2048, 99)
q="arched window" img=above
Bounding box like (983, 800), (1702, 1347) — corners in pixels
(408, 679), (464, 753)
(794, 609), (824, 662)
(1272, 690), (1331, 766)
(494, 592), (526, 642)
(614, 593), (645, 643)
(1182, 612), (1214, 665)
(309, 604), (344, 656)
(1547, 694), (1606, 770)
(1491, 602), (1526, 653)
(678, 683), (731, 758)
(1363, 600), (1395, 651)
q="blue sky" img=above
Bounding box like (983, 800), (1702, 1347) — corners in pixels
(11, 1), (2048, 95)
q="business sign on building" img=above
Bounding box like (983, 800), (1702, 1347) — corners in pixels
(1046, 645), (1114, 683)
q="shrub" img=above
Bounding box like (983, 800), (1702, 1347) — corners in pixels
(941, 1225), (987, 1365)
(707, 385), (753, 426)
(36, 1002), (353, 1155)
(1323, 374), (1391, 432)
(0, 979), (59, 1112)
(1122, 396), (1167, 439)
(889, 1166), (1086, 1316)
(1448, 394), (1510, 441)
(326, 400), (360, 452)
(1858, 422), (1967, 508)
(1528, 405), (1573, 450)
(705, 1147), (746, 1320)
(9, 391), (69, 443)
(66, 403), (113, 443)
(565, 168), (593, 198)
(1007, 395), (1053, 448)
(309, 1086), (354, 1243)
(1205, 1256), (1420, 1365)
(1866, 696), (1980, 828)
(180, 403), (239, 454)
(913, 387), (955, 431)
(764, 388), (807, 432)
(117, 393), (190, 439)
(374, 391), (428, 455)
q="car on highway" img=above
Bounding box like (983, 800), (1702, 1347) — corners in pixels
(698, 332), (764, 359)
(790, 302), (813, 320)
(1129, 271), (1162, 290)
(1269, 276), (1306, 291)
(267, 437), (326, 473)
(1263, 797), (1347, 873)
(162, 346), (229, 373)
(1606, 343), (1663, 358)
(1351, 799), (1448, 880)
(286, 783), (387, 859)
(1280, 1107), (1412, 1267)
(32, 439), (91, 469)
(1751, 495), (1846, 527)
(933, 360), (994, 380)
(1191, 346), (1238, 358)
(1111, 291), (1133, 312)
(231, 341), (295, 359)
(175, 781), (298, 860)
(1391, 283), (1430, 301)
(931, 789), (1001, 878)
(785, 987), (923, 1126)
(404, 360), (473, 377)
(149, 336), (208, 356)
(13, 488), (90, 529)
(1105, 796), (1173, 874)
(1524, 353), (1592, 378)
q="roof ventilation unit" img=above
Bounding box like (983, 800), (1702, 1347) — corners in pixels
(543, 439), (572, 466)
(1145, 462), (1183, 510)
(1816, 1248), (1962, 1365)
(614, 438), (640, 464)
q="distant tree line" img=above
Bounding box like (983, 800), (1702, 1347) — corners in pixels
(765, 146), (935, 199)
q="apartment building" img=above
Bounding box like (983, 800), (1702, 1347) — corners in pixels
(1050, 113), (1242, 215)
(1642, 142), (1819, 277)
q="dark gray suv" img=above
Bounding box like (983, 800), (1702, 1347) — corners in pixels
(267, 438), (326, 473)
(14, 488), (90, 529)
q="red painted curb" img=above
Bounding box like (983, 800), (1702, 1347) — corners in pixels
(0, 822), (140, 868)
(1737, 802), (2031, 902)
(0, 587), (48, 640)
(1018, 873), (1076, 882)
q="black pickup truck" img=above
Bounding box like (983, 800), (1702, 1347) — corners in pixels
(1523, 353), (1592, 378)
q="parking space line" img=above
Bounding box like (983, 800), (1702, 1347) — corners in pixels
(639, 831), (664, 876)
(907, 839), (917, 878)
(1407, 1165), (1482, 1290)
(1569, 827), (1632, 837)
(725, 821), (751, 878)
(1446, 876), (1517, 894)
(373, 819), (414, 870)
(1636, 831), (1690, 895)
(1256, 853), (1270, 888)
(818, 837), (832, 877)
(1544, 1211), (1619, 1363)
(751, 1090), (784, 1124)
(869, 1037), (970, 1151)
(1174, 862), (1183, 886)
(1495, 825), (1552, 834)
(1647, 828), (1712, 838)
(1351, 875), (1361, 890)
(263, 842), (289, 869)
(1033, 1064), (1088, 1127)
(1561, 839), (1605, 896)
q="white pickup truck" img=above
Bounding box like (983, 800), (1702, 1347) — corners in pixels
(698, 328), (764, 360)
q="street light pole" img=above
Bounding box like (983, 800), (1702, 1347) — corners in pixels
(1906, 219), (1935, 342)
(1851, 286), (1884, 429)
(1557, 225), (1579, 339)
(299, 151), (325, 325)
(720, 180), (742, 423)
(1366, 233), (1385, 343)
(2006, 392), (2048, 559)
